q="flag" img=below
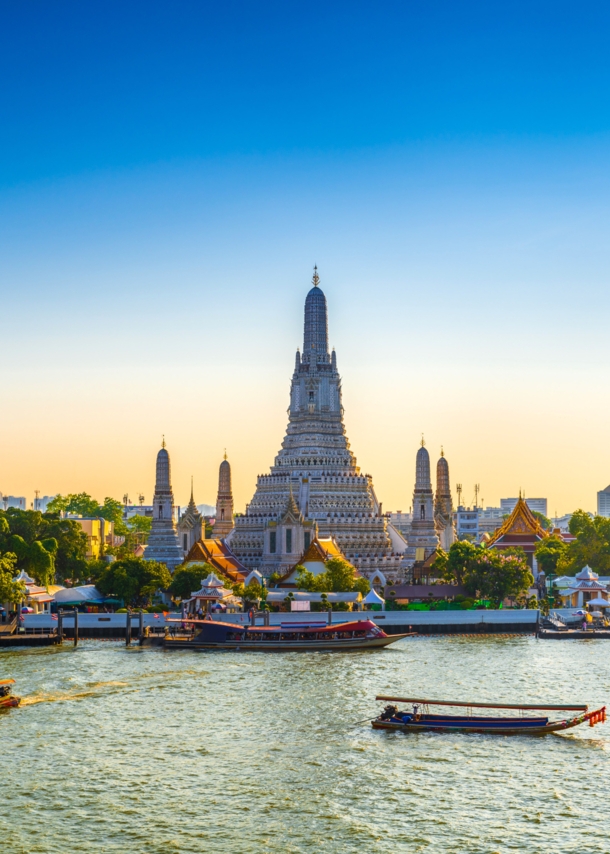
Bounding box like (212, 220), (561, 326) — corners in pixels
(154, 613), (159, 618)
(51, 614), (58, 621)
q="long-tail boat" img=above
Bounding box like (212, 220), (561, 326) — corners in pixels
(0, 679), (20, 709)
(372, 695), (606, 735)
(164, 618), (413, 651)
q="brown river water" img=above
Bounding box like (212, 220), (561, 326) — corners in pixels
(1, 635), (608, 854)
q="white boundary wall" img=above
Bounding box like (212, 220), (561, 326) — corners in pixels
(21, 609), (538, 631)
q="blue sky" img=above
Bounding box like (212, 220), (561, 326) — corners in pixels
(2, 1), (610, 514)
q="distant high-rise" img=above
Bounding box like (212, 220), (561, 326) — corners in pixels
(434, 449), (456, 551)
(144, 441), (183, 571)
(500, 497), (547, 517)
(405, 440), (439, 563)
(212, 454), (234, 539)
(597, 486), (610, 517)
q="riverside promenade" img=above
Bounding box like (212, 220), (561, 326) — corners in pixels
(20, 609), (539, 638)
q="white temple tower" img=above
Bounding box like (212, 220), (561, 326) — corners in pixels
(405, 439), (439, 564)
(229, 268), (403, 579)
(434, 449), (456, 551)
(212, 454), (234, 539)
(144, 440), (183, 571)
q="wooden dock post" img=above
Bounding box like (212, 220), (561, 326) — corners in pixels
(138, 609), (144, 643)
(327, 606), (332, 625)
(126, 611), (131, 646)
(73, 608), (79, 647)
(57, 610), (63, 643)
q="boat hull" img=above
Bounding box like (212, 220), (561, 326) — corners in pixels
(371, 714), (590, 736)
(164, 632), (414, 652)
(0, 696), (20, 709)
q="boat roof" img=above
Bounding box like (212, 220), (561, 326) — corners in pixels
(376, 695), (588, 711)
(0, 679), (15, 686)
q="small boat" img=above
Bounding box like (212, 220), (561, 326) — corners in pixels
(371, 695), (607, 736)
(0, 679), (20, 709)
(164, 618), (414, 651)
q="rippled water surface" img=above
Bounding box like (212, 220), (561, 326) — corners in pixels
(1, 636), (609, 853)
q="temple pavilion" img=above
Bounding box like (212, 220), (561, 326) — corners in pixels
(486, 496), (548, 573)
(558, 566), (610, 609)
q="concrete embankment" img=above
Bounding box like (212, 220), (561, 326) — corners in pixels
(20, 609), (539, 639)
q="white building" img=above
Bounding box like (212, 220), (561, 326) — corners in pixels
(597, 486), (610, 517)
(500, 497), (547, 517)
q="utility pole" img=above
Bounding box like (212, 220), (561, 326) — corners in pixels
(474, 484), (480, 509)
(34, 490), (40, 511)
(456, 484), (463, 508)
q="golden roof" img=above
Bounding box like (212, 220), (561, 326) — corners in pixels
(183, 539), (247, 584)
(486, 497), (548, 547)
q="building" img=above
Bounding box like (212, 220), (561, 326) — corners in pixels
(276, 535), (349, 587)
(67, 517), (120, 559)
(455, 506), (480, 541)
(228, 269), (404, 581)
(500, 497), (548, 517)
(212, 455), (234, 539)
(143, 441), (184, 572)
(434, 449), (456, 551)
(0, 494), (26, 510)
(182, 538), (247, 585)
(404, 440), (439, 564)
(557, 566), (610, 609)
(390, 511), (411, 540)
(486, 495), (549, 574)
(177, 479), (203, 557)
(597, 486), (610, 517)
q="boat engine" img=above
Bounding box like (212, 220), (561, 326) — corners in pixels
(380, 704), (398, 720)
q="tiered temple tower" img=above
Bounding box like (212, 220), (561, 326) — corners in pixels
(228, 269), (403, 579)
(144, 440), (184, 571)
(434, 449), (456, 551)
(177, 477), (203, 557)
(212, 454), (234, 539)
(404, 439), (439, 564)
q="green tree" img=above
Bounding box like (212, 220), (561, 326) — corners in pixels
(463, 550), (534, 608)
(232, 581), (263, 607)
(558, 511), (610, 575)
(96, 558), (171, 608)
(534, 535), (568, 576)
(169, 564), (216, 600)
(0, 508), (89, 585)
(295, 558), (370, 595)
(432, 540), (479, 585)
(0, 553), (26, 604)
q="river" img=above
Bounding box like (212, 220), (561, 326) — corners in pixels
(1, 635), (608, 853)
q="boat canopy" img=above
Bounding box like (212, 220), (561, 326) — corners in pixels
(376, 696), (589, 711)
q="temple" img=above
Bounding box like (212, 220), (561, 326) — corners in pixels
(228, 268), (404, 580)
(485, 494), (548, 573)
(404, 439), (439, 564)
(212, 454), (234, 539)
(434, 449), (456, 551)
(144, 440), (184, 571)
(177, 478), (203, 558)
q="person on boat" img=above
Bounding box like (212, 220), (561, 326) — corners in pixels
(0, 685), (11, 698)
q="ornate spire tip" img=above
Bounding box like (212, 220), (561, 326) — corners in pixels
(312, 264), (320, 287)
(162, 435), (166, 449)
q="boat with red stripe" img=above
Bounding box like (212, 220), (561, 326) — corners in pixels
(372, 696), (606, 736)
